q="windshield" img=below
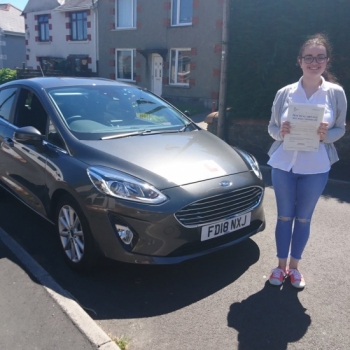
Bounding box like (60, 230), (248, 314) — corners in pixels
(47, 85), (190, 140)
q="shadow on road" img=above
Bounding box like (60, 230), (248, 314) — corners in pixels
(0, 190), (260, 319)
(227, 281), (311, 350)
(70, 237), (260, 319)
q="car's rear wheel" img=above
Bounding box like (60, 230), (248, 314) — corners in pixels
(55, 195), (99, 270)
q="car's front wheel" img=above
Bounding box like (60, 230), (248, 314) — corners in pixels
(55, 195), (99, 270)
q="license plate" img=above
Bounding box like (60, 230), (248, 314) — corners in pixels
(200, 212), (251, 241)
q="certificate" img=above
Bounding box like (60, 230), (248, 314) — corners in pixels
(283, 102), (325, 152)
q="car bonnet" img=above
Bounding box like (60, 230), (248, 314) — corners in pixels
(79, 131), (251, 189)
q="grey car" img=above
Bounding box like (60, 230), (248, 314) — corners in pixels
(0, 77), (265, 270)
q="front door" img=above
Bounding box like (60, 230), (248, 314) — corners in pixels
(152, 54), (163, 97)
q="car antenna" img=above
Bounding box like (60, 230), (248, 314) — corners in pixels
(39, 65), (45, 77)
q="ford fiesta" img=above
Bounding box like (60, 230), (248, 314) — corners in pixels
(0, 77), (265, 270)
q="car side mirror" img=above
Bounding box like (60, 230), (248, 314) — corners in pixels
(14, 126), (44, 146)
(183, 110), (190, 117)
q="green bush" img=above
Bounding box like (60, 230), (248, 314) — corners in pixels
(227, 0), (350, 121)
(0, 68), (17, 84)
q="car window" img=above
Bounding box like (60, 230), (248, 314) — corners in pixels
(47, 85), (189, 140)
(0, 87), (17, 121)
(14, 89), (48, 135)
(129, 91), (183, 125)
(47, 118), (66, 149)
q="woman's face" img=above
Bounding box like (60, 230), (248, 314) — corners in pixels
(298, 44), (329, 79)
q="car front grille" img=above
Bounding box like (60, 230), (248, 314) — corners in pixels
(175, 186), (263, 227)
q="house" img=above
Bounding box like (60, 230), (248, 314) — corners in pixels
(0, 3), (25, 69)
(97, 0), (225, 109)
(22, 0), (98, 75)
(21, 0), (226, 109)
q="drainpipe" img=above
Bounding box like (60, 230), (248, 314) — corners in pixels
(91, 0), (99, 75)
(217, 0), (230, 140)
(0, 28), (3, 69)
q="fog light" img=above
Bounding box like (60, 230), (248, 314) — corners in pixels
(115, 224), (133, 245)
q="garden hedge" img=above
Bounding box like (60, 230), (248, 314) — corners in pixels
(227, 0), (350, 120)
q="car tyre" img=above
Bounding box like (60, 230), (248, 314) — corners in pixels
(55, 195), (99, 270)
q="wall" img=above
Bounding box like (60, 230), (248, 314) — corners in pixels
(25, 8), (98, 72)
(206, 115), (350, 181)
(0, 34), (25, 69)
(97, 0), (224, 108)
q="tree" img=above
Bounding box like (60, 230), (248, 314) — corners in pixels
(0, 68), (17, 84)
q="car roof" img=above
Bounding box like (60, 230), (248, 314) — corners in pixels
(2, 77), (132, 90)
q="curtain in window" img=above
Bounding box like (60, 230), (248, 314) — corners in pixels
(71, 12), (87, 40)
(117, 0), (135, 28)
(179, 0), (193, 24)
(170, 49), (190, 84)
(172, 0), (178, 25)
(172, 0), (193, 25)
(38, 15), (49, 41)
(117, 50), (135, 80)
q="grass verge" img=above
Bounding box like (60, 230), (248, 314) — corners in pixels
(110, 335), (131, 350)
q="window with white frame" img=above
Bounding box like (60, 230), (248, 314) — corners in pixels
(71, 12), (87, 41)
(116, 49), (136, 81)
(170, 49), (191, 85)
(38, 15), (50, 42)
(172, 0), (193, 26)
(116, 0), (136, 29)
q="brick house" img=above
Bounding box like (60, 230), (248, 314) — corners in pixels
(21, 0), (226, 108)
(97, 0), (225, 109)
(22, 0), (98, 75)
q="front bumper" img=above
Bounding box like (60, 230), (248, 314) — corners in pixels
(83, 170), (266, 264)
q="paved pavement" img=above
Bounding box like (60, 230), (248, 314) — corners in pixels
(0, 228), (120, 350)
(0, 112), (347, 350)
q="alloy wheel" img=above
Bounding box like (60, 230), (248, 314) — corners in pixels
(58, 204), (85, 263)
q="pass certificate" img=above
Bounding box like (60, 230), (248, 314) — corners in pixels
(283, 102), (325, 152)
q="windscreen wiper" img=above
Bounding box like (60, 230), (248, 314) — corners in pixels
(101, 128), (183, 140)
(101, 130), (150, 140)
(180, 121), (198, 132)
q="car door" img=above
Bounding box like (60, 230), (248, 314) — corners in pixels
(0, 87), (49, 215)
(0, 86), (19, 188)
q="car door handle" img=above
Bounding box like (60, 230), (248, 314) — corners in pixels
(4, 137), (14, 147)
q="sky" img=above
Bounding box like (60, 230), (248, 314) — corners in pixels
(8, 0), (28, 10)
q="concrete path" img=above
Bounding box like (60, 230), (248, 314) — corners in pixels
(0, 228), (120, 350)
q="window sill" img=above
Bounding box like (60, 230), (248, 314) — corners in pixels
(116, 79), (136, 84)
(38, 41), (51, 44)
(167, 84), (190, 89)
(170, 24), (192, 28)
(68, 40), (90, 44)
(112, 27), (137, 31)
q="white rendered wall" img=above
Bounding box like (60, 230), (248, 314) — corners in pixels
(25, 8), (98, 72)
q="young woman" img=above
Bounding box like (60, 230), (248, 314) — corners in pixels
(267, 33), (347, 288)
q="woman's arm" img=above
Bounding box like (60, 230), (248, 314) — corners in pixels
(268, 88), (287, 141)
(324, 88), (347, 143)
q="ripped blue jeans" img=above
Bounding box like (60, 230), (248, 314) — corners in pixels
(271, 168), (329, 260)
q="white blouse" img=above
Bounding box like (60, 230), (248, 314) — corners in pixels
(267, 77), (334, 174)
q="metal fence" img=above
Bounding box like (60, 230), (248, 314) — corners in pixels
(16, 68), (98, 80)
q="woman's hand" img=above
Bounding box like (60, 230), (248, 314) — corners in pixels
(280, 121), (291, 138)
(317, 122), (329, 141)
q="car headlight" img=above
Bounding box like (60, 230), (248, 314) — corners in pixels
(234, 148), (263, 180)
(87, 166), (167, 204)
